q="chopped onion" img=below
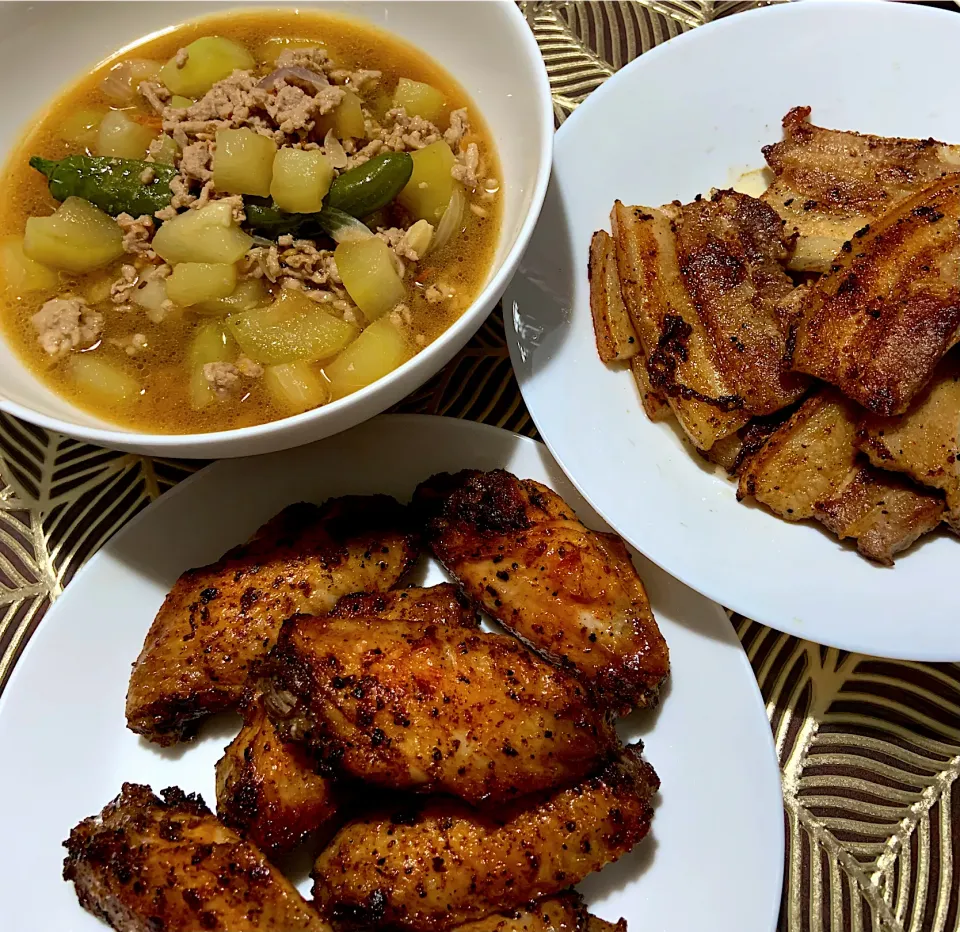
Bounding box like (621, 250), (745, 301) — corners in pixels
(429, 184), (466, 255)
(323, 129), (348, 170)
(258, 66), (328, 93)
(100, 59), (162, 103)
(317, 207), (374, 244)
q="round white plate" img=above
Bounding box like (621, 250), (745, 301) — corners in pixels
(504, 0), (960, 660)
(0, 415), (781, 932)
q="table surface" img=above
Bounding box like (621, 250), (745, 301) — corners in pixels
(1, 4), (959, 932)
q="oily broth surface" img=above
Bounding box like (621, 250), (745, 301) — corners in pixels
(0, 10), (501, 433)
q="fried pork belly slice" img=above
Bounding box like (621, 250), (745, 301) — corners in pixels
(414, 469), (669, 714)
(762, 106), (960, 272)
(739, 389), (944, 563)
(858, 353), (960, 532)
(789, 176), (960, 415)
(589, 229), (670, 421)
(63, 783), (329, 932)
(815, 466), (944, 565)
(612, 200), (748, 448)
(312, 746), (657, 931)
(451, 893), (588, 931)
(262, 611), (618, 805)
(612, 192), (804, 445)
(216, 691), (344, 856)
(125, 496), (418, 745)
(589, 229), (640, 364)
(700, 404), (800, 476)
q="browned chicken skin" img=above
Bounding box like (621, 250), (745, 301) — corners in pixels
(414, 470), (669, 714)
(215, 691), (344, 856)
(262, 609), (617, 804)
(450, 893), (587, 931)
(63, 783), (329, 932)
(126, 496), (418, 745)
(312, 745), (657, 931)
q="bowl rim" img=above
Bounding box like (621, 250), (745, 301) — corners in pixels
(0, 0), (554, 450)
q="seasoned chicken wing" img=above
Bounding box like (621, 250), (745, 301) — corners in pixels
(327, 583), (478, 627)
(312, 746), (657, 931)
(858, 352), (960, 531)
(762, 106), (960, 272)
(262, 611), (617, 804)
(788, 176), (960, 416)
(216, 691), (343, 856)
(126, 496), (418, 745)
(451, 894), (587, 931)
(63, 783), (329, 932)
(414, 470), (669, 713)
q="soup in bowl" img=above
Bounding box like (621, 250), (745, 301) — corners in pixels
(0, 1), (552, 456)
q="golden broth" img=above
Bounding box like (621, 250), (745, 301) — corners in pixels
(0, 9), (501, 433)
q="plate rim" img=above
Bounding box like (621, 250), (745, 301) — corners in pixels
(0, 413), (784, 932)
(505, 0), (960, 661)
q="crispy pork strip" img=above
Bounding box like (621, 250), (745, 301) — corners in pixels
(262, 612), (618, 804)
(126, 496), (418, 745)
(611, 200), (749, 449)
(700, 404), (800, 477)
(215, 691), (344, 856)
(738, 389), (944, 563)
(312, 746), (657, 932)
(858, 353), (960, 531)
(589, 229), (640, 364)
(667, 190), (807, 414)
(815, 467), (944, 565)
(414, 469), (669, 714)
(762, 106), (960, 273)
(788, 176), (960, 416)
(63, 784), (329, 932)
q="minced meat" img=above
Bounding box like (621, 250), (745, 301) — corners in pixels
(31, 297), (103, 358)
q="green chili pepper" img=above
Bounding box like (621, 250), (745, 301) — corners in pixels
(29, 155), (177, 218)
(243, 197), (319, 238)
(326, 152), (413, 217)
(244, 199), (369, 242)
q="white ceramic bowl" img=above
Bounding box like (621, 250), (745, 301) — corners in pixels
(0, 0), (552, 457)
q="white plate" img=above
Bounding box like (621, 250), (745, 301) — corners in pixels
(0, 415), (782, 932)
(504, 0), (960, 660)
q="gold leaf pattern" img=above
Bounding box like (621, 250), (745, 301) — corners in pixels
(0, 5), (957, 932)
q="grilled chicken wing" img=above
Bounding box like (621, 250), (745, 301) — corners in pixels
(762, 106), (960, 272)
(327, 583), (478, 627)
(126, 496), (418, 745)
(858, 352), (960, 531)
(63, 783), (329, 932)
(586, 919), (626, 932)
(738, 389), (944, 563)
(788, 176), (960, 416)
(215, 691), (343, 856)
(451, 894), (587, 931)
(262, 611), (617, 804)
(414, 470), (669, 713)
(312, 746), (657, 931)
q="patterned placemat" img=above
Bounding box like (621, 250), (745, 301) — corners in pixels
(1, 4), (958, 931)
